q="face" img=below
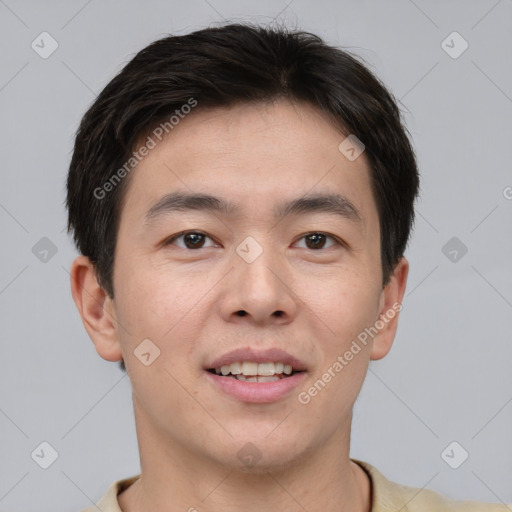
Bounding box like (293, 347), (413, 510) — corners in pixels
(76, 100), (407, 471)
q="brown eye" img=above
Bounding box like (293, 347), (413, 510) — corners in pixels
(183, 232), (205, 248)
(166, 231), (216, 249)
(296, 233), (337, 250)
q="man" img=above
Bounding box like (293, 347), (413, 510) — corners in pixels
(67, 23), (507, 511)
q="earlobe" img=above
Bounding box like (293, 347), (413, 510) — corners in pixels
(70, 255), (123, 362)
(370, 257), (409, 361)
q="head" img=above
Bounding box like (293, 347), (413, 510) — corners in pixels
(67, 24), (418, 472)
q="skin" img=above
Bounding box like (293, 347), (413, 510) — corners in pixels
(71, 99), (408, 512)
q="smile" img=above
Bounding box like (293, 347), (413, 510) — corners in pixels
(209, 361), (296, 382)
(205, 348), (308, 403)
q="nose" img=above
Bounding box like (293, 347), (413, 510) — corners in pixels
(219, 245), (298, 326)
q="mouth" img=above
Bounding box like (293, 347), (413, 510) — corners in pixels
(204, 348), (308, 403)
(207, 361), (302, 382)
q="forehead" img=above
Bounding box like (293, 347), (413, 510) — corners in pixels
(119, 100), (377, 226)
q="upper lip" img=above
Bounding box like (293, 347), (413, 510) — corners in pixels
(207, 347), (307, 371)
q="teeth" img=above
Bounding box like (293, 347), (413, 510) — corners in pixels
(213, 361), (297, 377)
(257, 375), (280, 383)
(230, 362), (242, 375)
(242, 362), (258, 376)
(236, 375), (280, 383)
(258, 362), (275, 376)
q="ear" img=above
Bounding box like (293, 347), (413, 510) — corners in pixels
(370, 257), (409, 361)
(70, 255), (123, 362)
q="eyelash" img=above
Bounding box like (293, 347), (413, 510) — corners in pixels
(164, 230), (345, 250)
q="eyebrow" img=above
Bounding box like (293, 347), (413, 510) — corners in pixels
(144, 191), (361, 225)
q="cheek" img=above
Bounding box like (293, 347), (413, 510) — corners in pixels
(338, 285), (381, 341)
(113, 264), (203, 407)
(116, 253), (191, 320)
(295, 269), (381, 405)
(112, 259), (198, 354)
(302, 266), (381, 343)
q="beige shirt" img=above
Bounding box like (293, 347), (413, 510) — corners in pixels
(81, 458), (509, 511)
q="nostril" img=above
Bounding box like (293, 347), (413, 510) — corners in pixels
(236, 310), (247, 316)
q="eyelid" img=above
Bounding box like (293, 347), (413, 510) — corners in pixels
(163, 230), (347, 250)
(164, 230), (218, 248)
(293, 232), (346, 249)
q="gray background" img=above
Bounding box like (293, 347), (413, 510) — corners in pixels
(1, 1), (511, 510)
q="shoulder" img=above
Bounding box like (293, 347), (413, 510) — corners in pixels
(79, 475), (140, 512)
(352, 459), (509, 512)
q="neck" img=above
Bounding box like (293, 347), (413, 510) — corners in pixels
(118, 399), (371, 512)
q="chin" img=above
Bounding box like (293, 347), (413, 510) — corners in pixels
(207, 433), (314, 474)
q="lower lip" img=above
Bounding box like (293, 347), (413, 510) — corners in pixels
(205, 371), (307, 403)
